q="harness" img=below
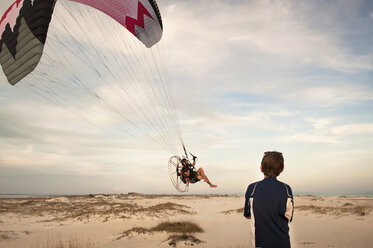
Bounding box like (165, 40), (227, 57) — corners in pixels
(181, 163), (200, 183)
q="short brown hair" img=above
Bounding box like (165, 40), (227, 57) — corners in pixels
(261, 151), (284, 177)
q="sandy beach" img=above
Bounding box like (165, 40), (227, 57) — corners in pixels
(0, 194), (372, 248)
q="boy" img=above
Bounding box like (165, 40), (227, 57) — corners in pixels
(244, 151), (294, 248)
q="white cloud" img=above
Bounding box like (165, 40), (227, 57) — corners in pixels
(0, 147), (66, 168)
(282, 133), (340, 144)
(263, 82), (373, 106)
(305, 117), (335, 130)
(159, 0), (373, 109)
(332, 123), (373, 136)
(289, 86), (367, 105)
(163, 0), (373, 77)
(181, 110), (290, 133)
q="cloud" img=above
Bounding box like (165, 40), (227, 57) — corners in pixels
(332, 123), (373, 136)
(277, 133), (340, 144)
(286, 84), (373, 105)
(163, 0), (373, 78)
(305, 117), (335, 130)
(160, 0), (373, 113)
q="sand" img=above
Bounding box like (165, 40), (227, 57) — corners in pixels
(0, 194), (372, 248)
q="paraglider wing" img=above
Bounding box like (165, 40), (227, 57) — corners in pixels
(0, 0), (163, 86)
(0, 0), (57, 85)
(67, 0), (163, 48)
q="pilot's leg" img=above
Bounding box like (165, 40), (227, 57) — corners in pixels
(197, 168), (217, 188)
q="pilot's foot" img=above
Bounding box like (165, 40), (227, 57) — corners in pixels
(210, 184), (217, 188)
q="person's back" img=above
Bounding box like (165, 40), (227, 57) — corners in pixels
(244, 151), (294, 248)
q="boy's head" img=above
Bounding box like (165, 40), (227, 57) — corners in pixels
(261, 151), (284, 177)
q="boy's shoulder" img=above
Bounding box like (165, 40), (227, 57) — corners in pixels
(277, 179), (292, 188)
(247, 180), (260, 188)
(277, 179), (293, 196)
(245, 181), (260, 197)
(247, 180), (261, 190)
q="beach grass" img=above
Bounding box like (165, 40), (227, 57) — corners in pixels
(35, 236), (93, 248)
(151, 221), (204, 234)
(116, 227), (152, 240)
(116, 220), (204, 246)
(0, 234), (10, 241)
(0, 230), (16, 241)
(166, 234), (203, 247)
(116, 220), (203, 240)
(221, 207), (244, 214)
(296, 204), (371, 216)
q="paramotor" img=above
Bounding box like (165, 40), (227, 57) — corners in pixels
(168, 155), (189, 193)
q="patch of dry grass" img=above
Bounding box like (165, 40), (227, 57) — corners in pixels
(0, 234), (10, 241)
(141, 203), (193, 217)
(310, 197), (324, 201)
(296, 204), (372, 216)
(35, 236), (94, 248)
(116, 227), (152, 240)
(151, 221), (204, 234)
(221, 207), (244, 215)
(0, 230), (16, 240)
(342, 203), (354, 207)
(166, 234), (203, 247)
(116, 220), (204, 246)
(299, 241), (315, 245)
(350, 206), (370, 216)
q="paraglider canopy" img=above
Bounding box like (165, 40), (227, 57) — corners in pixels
(0, 0), (57, 85)
(67, 0), (163, 48)
(0, 0), (163, 85)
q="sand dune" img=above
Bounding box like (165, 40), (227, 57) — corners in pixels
(0, 194), (372, 248)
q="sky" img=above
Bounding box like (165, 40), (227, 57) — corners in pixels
(0, 0), (372, 195)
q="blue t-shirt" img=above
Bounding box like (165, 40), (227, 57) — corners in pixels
(244, 177), (294, 248)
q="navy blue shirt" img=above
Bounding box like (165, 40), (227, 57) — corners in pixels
(244, 177), (294, 248)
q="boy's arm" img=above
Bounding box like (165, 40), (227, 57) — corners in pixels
(289, 186), (294, 222)
(284, 184), (294, 222)
(243, 185), (252, 219)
